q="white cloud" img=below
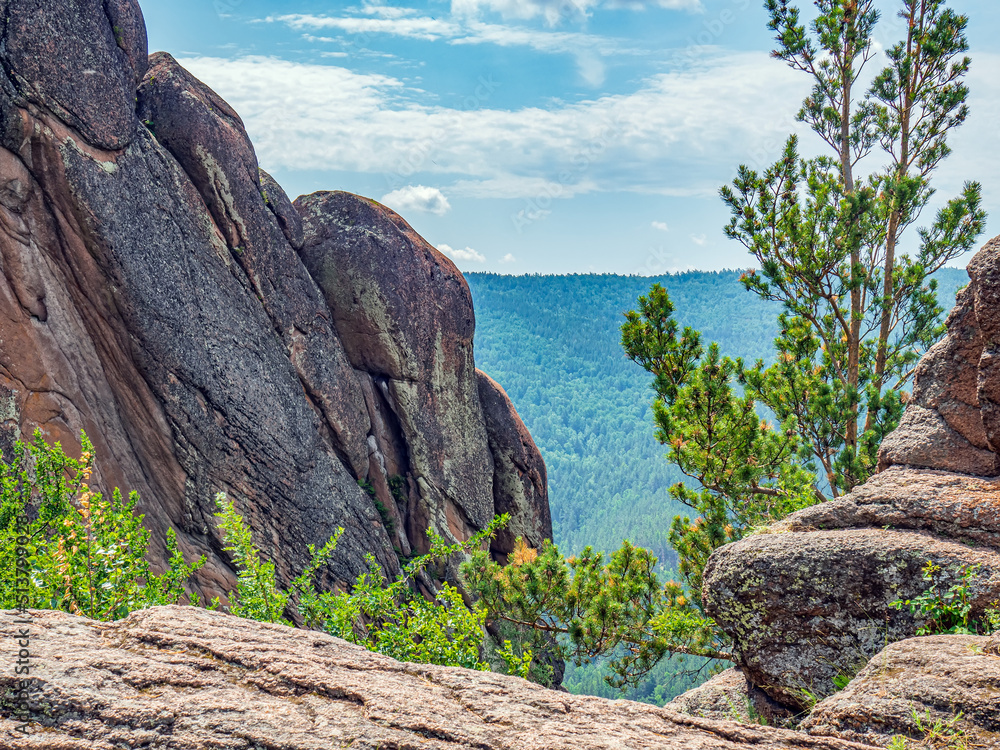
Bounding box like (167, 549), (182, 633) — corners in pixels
(177, 52), (805, 201)
(381, 185), (452, 215)
(438, 243), (487, 262)
(500, 253), (517, 262)
(360, 3), (420, 20)
(268, 12), (626, 85)
(651, 221), (669, 231)
(691, 233), (707, 246)
(273, 14), (459, 41)
(450, 0), (702, 26)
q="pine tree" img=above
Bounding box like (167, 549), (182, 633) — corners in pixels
(624, 0), (985, 601)
(464, 0), (987, 686)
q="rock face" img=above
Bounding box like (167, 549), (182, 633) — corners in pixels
(703, 234), (1000, 716)
(296, 191), (497, 556)
(0, 0), (550, 604)
(664, 667), (795, 725)
(705, 520), (1000, 709)
(0, 607), (882, 750)
(802, 634), (1000, 747)
(879, 239), (1000, 476)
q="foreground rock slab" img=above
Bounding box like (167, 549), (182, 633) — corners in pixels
(802, 634), (1000, 747)
(0, 607), (880, 750)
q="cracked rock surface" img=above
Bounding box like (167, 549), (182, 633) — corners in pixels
(0, 607), (882, 750)
(802, 634), (1000, 747)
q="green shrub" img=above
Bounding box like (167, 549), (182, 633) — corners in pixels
(214, 492), (509, 671)
(890, 561), (994, 636)
(1, 432), (525, 675)
(0, 431), (205, 619)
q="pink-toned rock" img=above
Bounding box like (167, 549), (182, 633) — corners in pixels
(296, 191), (496, 550)
(802, 634), (1000, 747)
(770, 466), (1000, 548)
(0, 607), (880, 750)
(879, 235), (1000, 476)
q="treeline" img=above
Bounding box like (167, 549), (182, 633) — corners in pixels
(466, 268), (967, 703)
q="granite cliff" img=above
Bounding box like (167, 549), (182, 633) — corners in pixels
(0, 0), (550, 603)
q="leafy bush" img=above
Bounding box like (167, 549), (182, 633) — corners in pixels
(0, 431), (205, 619)
(890, 561), (995, 636)
(215, 493), (508, 671)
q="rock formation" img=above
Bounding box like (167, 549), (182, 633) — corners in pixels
(802, 633), (1000, 746)
(700, 235), (1000, 718)
(0, 606), (882, 749)
(878, 239), (1000, 476)
(0, 0), (550, 603)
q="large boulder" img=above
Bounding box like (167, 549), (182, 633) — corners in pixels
(0, 0), (147, 149)
(704, 523), (1000, 709)
(296, 191), (496, 549)
(664, 667), (795, 725)
(0, 0), (549, 610)
(879, 237), (1000, 475)
(477, 370), (551, 558)
(802, 634), (1000, 747)
(0, 607), (882, 750)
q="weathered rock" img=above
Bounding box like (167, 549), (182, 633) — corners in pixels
(879, 237), (1000, 476)
(477, 370), (551, 558)
(0, 0), (548, 610)
(664, 667), (795, 724)
(1, 0), (146, 150)
(802, 634), (1000, 747)
(703, 527), (1000, 710)
(259, 168), (305, 250)
(666, 668), (754, 722)
(770, 466), (1000, 548)
(137, 52), (373, 479)
(297, 191), (495, 549)
(0, 607), (881, 749)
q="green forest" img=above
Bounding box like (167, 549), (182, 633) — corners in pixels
(466, 268), (968, 703)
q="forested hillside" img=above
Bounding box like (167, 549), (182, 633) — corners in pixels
(466, 268), (968, 702)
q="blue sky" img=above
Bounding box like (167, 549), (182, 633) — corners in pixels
(137, 0), (1000, 274)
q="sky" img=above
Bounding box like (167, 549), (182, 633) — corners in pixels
(136, 0), (1000, 274)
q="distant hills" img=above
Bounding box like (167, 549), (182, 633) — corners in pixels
(466, 267), (969, 703)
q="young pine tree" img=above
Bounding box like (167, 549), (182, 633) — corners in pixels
(465, 0), (986, 690)
(625, 0), (985, 602)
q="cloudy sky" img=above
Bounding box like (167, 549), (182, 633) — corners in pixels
(137, 0), (1000, 274)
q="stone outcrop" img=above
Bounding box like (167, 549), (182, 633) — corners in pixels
(879, 238), (1000, 476)
(476, 370), (551, 558)
(702, 236), (1000, 717)
(0, 0), (549, 604)
(296, 191), (497, 554)
(705, 523), (1000, 709)
(0, 607), (882, 749)
(664, 667), (796, 725)
(802, 634), (1000, 747)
